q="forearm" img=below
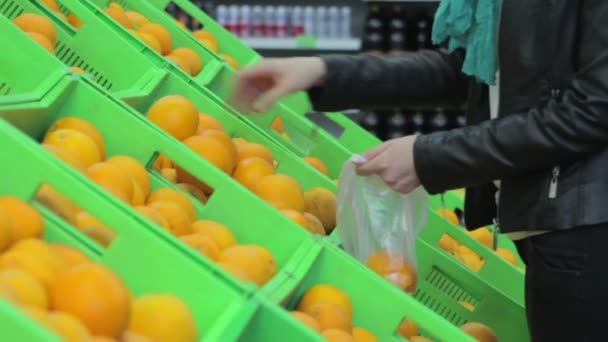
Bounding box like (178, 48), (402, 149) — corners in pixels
(308, 50), (468, 111)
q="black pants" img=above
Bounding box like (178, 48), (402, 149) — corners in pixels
(514, 224), (608, 342)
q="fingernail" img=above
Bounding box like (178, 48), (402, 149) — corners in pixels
(350, 154), (368, 164)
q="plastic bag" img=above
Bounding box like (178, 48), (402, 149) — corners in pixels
(337, 155), (428, 294)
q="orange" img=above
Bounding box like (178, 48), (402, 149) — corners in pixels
(289, 311), (321, 332)
(303, 213), (326, 236)
(409, 337), (433, 342)
(40, 0), (60, 11)
(468, 227), (493, 249)
(122, 331), (153, 342)
(459, 301), (475, 311)
(306, 302), (351, 332)
(90, 336), (119, 342)
(131, 181), (145, 206)
(270, 116), (284, 133)
(197, 129), (238, 164)
(365, 249), (417, 294)
(280, 209), (309, 229)
(133, 31), (161, 54)
(36, 184), (80, 224)
(138, 23), (172, 55)
(133, 206), (170, 231)
(43, 129), (102, 168)
(233, 157), (274, 191)
(166, 54), (192, 75)
(296, 284), (353, 319)
(232, 137), (248, 148)
(146, 95), (199, 141)
(148, 201), (193, 236)
(217, 262), (250, 282)
(303, 187), (336, 233)
(106, 155), (150, 197)
(170, 47), (203, 76)
(104, 7), (131, 29)
(74, 211), (107, 232)
(219, 53), (239, 69)
(397, 318), (419, 338)
(0, 196), (44, 242)
(125, 11), (149, 28)
(51, 243), (91, 269)
(191, 220), (237, 250)
(454, 245), (484, 272)
(460, 322), (498, 342)
(236, 142), (273, 165)
(438, 234), (460, 254)
(87, 162), (134, 204)
(0, 269), (48, 309)
(153, 154), (174, 170)
(45, 117), (106, 159)
(198, 38), (218, 52)
(9, 239), (66, 275)
(436, 209), (460, 226)
(0, 250), (56, 289)
(179, 233), (221, 261)
(196, 113), (225, 132)
(253, 174), (304, 211)
(67, 13), (83, 29)
(217, 245), (278, 286)
(81, 225), (117, 248)
(352, 327), (379, 342)
(27, 32), (55, 54)
(322, 329), (356, 342)
(161, 168), (178, 183)
(128, 294), (198, 342)
(303, 156), (329, 176)
(496, 248), (518, 266)
(147, 188), (196, 222)
(108, 2), (125, 11)
(13, 13), (57, 44)
(0, 208), (13, 252)
(192, 30), (218, 52)
(45, 311), (91, 342)
(177, 136), (237, 190)
(70, 66), (86, 74)
(50, 263), (131, 337)
(42, 143), (87, 174)
(177, 183), (208, 204)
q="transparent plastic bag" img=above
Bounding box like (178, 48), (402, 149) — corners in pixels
(337, 155), (428, 294)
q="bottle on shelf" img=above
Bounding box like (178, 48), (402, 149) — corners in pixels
(315, 6), (329, 39)
(386, 109), (408, 139)
(328, 6), (340, 39)
(239, 5), (251, 37)
(415, 12), (432, 50)
(304, 6), (315, 36)
(291, 6), (305, 37)
(216, 4), (228, 31)
(410, 110), (428, 135)
(361, 111), (382, 138)
(251, 5), (264, 37)
(275, 5), (288, 38)
(363, 5), (386, 53)
(429, 107), (449, 132)
(263, 5), (276, 37)
(228, 4), (240, 35)
(388, 5), (407, 54)
(340, 6), (352, 38)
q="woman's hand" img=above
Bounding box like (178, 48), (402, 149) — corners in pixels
(355, 135), (421, 194)
(230, 57), (327, 113)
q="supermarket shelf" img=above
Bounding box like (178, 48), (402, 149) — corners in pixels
(364, 0), (439, 2)
(242, 37), (361, 51)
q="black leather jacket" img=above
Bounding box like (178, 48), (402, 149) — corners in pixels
(309, 0), (608, 233)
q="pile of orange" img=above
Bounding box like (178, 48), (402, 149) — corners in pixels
(145, 95), (337, 237)
(0, 199), (198, 342)
(365, 249), (418, 294)
(40, 115), (278, 286)
(436, 209), (524, 272)
(190, 30), (239, 69)
(289, 284), (379, 342)
(397, 316), (497, 342)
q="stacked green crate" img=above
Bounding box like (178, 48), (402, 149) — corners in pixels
(0, 118), (322, 341)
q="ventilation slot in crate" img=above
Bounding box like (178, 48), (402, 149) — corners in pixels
(0, 82), (13, 96)
(0, 0), (24, 19)
(55, 41), (113, 91)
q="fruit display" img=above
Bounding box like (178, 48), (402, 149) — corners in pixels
(0, 198), (198, 342)
(0, 1), (531, 340)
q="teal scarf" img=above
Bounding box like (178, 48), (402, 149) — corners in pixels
(432, 0), (502, 85)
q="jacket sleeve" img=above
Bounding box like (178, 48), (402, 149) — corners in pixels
(307, 49), (468, 111)
(414, 38), (608, 194)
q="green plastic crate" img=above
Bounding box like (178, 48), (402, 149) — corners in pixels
(268, 237), (477, 342)
(0, 0), (176, 99)
(65, 0), (229, 87)
(0, 64), (324, 294)
(0, 119), (255, 341)
(414, 213), (528, 341)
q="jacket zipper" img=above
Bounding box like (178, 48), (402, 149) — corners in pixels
(548, 166), (560, 199)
